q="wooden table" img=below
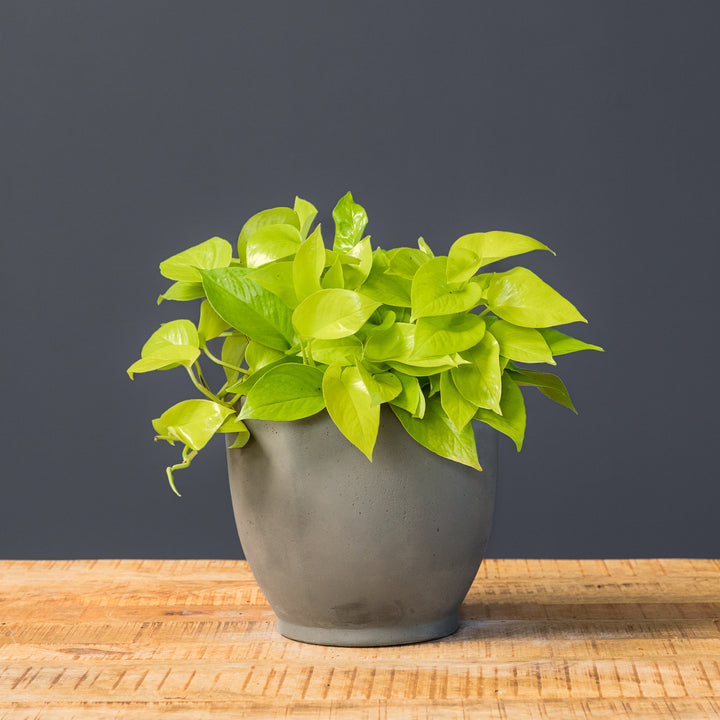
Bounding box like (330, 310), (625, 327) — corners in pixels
(1, 559), (719, 718)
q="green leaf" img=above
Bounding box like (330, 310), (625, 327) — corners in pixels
(152, 399), (233, 451)
(159, 237), (234, 283)
(449, 231), (554, 277)
(390, 371), (425, 418)
(391, 396), (480, 470)
(364, 322), (416, 362)
(384, 247), (430, 279)
(417, 237), (434, 257)
(309, 336), (363, 366)
(293, 226), (325, 301)
(440, 371), (478, 432)
(294, 196), (318, 239)
(157, 281), (206, 304)
(221, 415), (251, 449)
(292, 289), (380, 340)
(246, 224), (303, 268)
(221, 334), (249, 382)
(411, 257), (484, 320)
(474, 374), (526, 451)
(342, 236), (374, 289)
(198, 300), (230, 342)
(356, 363), (402, 405)
(451, 333), (502, 413)
(358, 258), (412, 306)
(332, 191), (368, 252)
(321, 255), (345, 289)
(413, 314), (487, 359)
(539, 328), (604, 356)
(488, 320), (555, 365)
(507, 367), (577, 412)
(386, 355), (462, 377)
(245, 340), (285, 373)
(486, 267), (587, 328)
(250, 261), (299, 308)
(127, 319), (201, 377)
(239, 364), (325, 421)
(199, 268), (295, 351)
(237, 207), (299, 264)
(322, 364), (379, 460)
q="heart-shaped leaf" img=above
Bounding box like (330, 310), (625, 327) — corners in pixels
(539, 328), (604, 356)
(199, 268), (295, 351)
(486, 267), (587, 328)
(391, 396), (480, 470)
(160, 237), (233, 282)
(452, 333), (502, 413)
(507, 367), (576, 412)
(474, 374), (526, 451)
(332, 192), (368, 252)
(413, 314), (487, 359)
(246, 224), (302, 268)
(294, 196), (318, 239)
(411, 257), (484, 320)
(237, 207), (299, 263)
(239, 364), (325, 421)
(292, 289), (380, 340)
(152, 400), (233, 451)
(322, 364), (379, 460)
(293, 226), (325, 301)
(439, 371), (478, 432)
(488, 320), (555, 365)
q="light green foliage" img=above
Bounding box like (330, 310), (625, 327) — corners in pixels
(129, 192), (601, 493)
(322, 364), (379, 460)
(159, 237), (233, 283)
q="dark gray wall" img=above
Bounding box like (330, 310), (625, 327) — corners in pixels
(2, 1), (718, 559)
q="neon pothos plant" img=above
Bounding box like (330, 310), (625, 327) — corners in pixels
(128, 192), (601, 495)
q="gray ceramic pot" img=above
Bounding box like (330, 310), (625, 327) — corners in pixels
(226, 407), (497, 647)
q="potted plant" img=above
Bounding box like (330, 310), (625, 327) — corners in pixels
(128, 192), (601, 646)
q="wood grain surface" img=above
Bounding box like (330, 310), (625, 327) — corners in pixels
(0, 559), (719, 718)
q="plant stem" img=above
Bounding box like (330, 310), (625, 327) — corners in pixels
(166, 446), (198, 497)
(185, 366), (222, 403)
(202, 346), (247, 375)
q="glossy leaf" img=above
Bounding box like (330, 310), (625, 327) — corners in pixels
(152, 400), (233, 451)
(159, 237), (233, 282)
(321, 255), (345, 289)
(356, 363), (402, 405)
(332, 192), (368, 252)
(157, 281), (205, 304)
(198, 300), (230, 342)
(488, 320), (555, 365)
(411, 257), (484, 320)
(127, 320), (201, 377)
(440, 371), (477, 432)
(391, 396), (480, 470)
(507, 367), (576, 412)
(539, 328), (604, 356)
(221, 334), (249, 382)
(358, 259), (412, 307)
(413, 314), (487, 359)
(417, 237), (434, 257)
(309, 336), (362, 366)
(452, 333), (502, 413)
(292, 289), (380, 340)
(390, 371), (425, 418)
(246, 224), (302, 268)
(386, 355), (462, 377)
(294, 196), (318, 239)
(474, 374), (526, 451)
(322, 364), (379, 460)
(486, 268), (587, 328)
(222, 415), (251, 449)
(293, 226), (325, 301)
(251, 261), (299, 308)
(448, 231), (554, 278)
(342, 236), (373, 289)
(237, 207), (299, 263)
(245, 340), (284, 373)
(199, 268), (295, 351)
(364, 322), (416, 362)
(239, 364), (325, 421)
(385, 247), (430, 280)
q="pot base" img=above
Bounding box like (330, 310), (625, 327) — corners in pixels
(276, 614), (459, 647)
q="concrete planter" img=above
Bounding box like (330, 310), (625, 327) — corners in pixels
(226, 407), (497, 647)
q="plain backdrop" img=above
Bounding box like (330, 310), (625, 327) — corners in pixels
(1, 1), (718, 559)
